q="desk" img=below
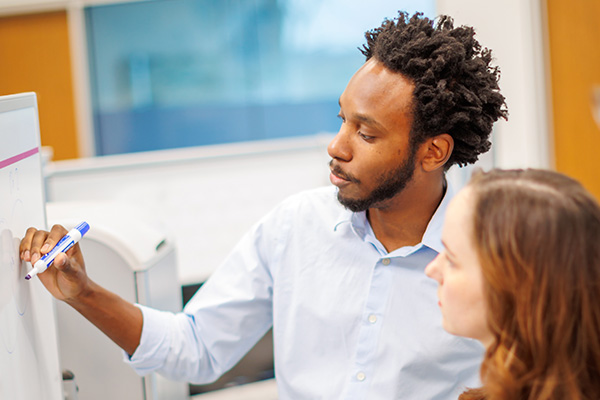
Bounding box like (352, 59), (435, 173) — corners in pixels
(190, 379), (277, 400)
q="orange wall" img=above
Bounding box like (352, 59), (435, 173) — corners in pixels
(546, 0), (600, 199)
(0, 10), (79, 160)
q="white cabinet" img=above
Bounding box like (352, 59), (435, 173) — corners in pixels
(47, 201), (188, 400)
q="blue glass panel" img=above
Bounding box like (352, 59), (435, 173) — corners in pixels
(86, 0), (435, 155)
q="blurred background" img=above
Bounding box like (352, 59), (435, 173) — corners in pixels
(0, 0), (598, 398)
(1, 0), (598, 196)
(0, 0), (435, 155)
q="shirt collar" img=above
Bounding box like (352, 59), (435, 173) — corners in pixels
(421, 180), (454, 253)
(332, 180), (454, 254)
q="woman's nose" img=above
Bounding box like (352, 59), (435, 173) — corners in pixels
(425, 254), (443, 283)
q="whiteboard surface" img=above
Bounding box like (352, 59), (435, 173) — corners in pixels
(0, 93), (62, 400)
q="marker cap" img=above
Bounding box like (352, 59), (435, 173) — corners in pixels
(75, 221), (90, 237)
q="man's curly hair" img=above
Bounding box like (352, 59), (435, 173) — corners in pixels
(361, 12), (508, 168)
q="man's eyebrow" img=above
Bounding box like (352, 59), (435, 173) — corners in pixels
(354, 113), (384, 129)
(338, 98), (386, 131)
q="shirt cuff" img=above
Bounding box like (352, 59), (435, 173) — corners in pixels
(121, 304), (175, 376)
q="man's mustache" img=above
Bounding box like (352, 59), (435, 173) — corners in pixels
(329, 160), (360, 184)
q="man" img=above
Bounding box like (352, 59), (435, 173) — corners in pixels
(21, 12), (507, 399)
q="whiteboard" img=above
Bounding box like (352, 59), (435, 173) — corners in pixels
(0, 93), (62, 400)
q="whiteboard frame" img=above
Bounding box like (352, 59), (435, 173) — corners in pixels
(0, 92), (63, 400)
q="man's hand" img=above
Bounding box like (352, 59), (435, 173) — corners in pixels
(20, 224), (91, 302)
(20, 224), (143, 355)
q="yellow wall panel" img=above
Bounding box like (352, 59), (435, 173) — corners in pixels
(0, 11), (78, 160)
(546, 0), (600, 199)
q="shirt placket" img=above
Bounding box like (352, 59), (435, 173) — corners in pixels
(343, 255), (394, 399)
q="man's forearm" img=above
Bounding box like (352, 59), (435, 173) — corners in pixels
(66, 281), (143, 356)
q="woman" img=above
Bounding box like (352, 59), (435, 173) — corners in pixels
(426, 169), (600, 400)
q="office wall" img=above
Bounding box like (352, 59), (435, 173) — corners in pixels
(0, 10), (79, 160)
(546, 0), (600, 200)
(438, 0), (551, 169)
(440, 0), (600, 201)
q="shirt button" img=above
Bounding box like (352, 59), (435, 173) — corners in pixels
(356, 372), (366, 381)
(382, 258), (391, 265)
(368, 314), (377, 324)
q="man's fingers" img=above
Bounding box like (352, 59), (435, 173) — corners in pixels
(30, 231), (49, 264)
(20, 227), (39, 262)
(53, 253), (69, 270)
(43, 225), (69, 255)
(21, 225), (69, 265)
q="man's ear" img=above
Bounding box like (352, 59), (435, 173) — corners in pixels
(419, 134), (454, 172)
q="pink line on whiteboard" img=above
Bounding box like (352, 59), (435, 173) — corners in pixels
(0, 147), (39, 170)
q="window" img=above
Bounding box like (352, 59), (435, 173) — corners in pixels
(86, 0), (434, 155)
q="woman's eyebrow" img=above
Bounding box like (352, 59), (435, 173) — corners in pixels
(441, 239), (457, 258)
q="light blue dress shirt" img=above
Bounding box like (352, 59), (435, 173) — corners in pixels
(125, 185), (484, 399)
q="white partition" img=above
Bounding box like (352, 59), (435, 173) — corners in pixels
(45, 134), (333, 285)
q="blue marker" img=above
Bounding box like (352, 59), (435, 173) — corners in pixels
(25, 221), (90, 280)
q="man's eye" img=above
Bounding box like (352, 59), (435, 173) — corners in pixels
(358, 132), (374, 141)
(337, 114), (346, 123)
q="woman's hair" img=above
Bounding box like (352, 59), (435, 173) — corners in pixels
(361, 12), (508, 169)
(461, 169), (600, 400)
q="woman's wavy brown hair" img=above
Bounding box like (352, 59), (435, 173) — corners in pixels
(461, 169), (600, 400)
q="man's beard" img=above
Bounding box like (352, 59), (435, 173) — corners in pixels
(334, 146), (417, 212)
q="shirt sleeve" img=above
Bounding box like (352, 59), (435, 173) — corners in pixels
(121, 208), (278, 384)
(122, 304), (180, 375)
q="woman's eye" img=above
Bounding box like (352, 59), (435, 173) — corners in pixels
(441, 251), (456, 268)
(446, 256), (457, 268)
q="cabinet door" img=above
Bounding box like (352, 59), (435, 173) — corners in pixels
(0, 10), (78, 160)
(547, 0), (600, 199)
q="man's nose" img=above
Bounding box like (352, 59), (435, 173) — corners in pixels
(327, 128), (352, 162)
